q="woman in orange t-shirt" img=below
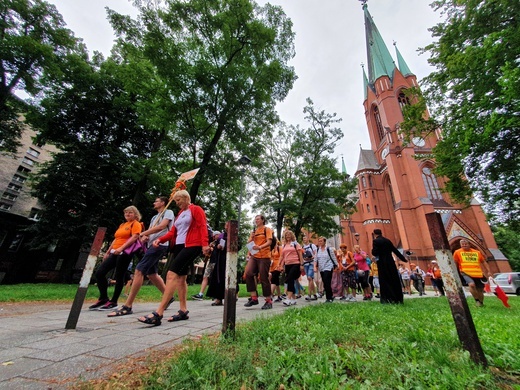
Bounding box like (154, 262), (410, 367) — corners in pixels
(269, 239), (282, 302)
(90, 206), (142, 311)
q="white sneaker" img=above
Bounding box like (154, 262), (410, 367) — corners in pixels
(291, 300), (297, 305)
(283, 299), (292, 306)
(348, 296), (357, 302)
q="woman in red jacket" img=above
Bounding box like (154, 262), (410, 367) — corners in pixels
(138, 190), (209, 326)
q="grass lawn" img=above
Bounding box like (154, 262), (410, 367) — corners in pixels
(2, 285), (519, 388)
(89, 296), (517, 389)
(0, 283), (251, 303)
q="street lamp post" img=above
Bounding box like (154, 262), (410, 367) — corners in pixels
(237, 155), (252, 232)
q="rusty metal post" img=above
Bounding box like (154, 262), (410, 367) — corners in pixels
(222, 220), (238, 338)
(65, 227), (106, 330)
(426, 213), (487, 367)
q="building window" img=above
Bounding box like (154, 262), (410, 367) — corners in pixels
(372, 105), (385, 143)
(7, 183), (22, 192)
(372, 190), (375, 199)
(422, 167), (443, 200)
(22, 157), (35, 166)
(1, 193), (17, 201)
(17, 166), (31, 175)
(367, 205), (371, 213)
(388, 180), (396, 208)
(12, 174), (27, 183)
(0, 203), (12, 211)
(8, 233), (23, 252)
(368, 175), (373, 187)
(29, 208), (42, 221)
(364, 191), (368, 198)
(361, 176), (367, 188)
(27, 148), (40, 158)
(398, 90), (411, 112)
(375, 205), (378, 215)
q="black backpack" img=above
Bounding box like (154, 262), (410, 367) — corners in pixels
(264, 227), (277, 251)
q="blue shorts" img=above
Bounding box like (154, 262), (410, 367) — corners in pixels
(303, 262), (314, 279)
(135, 245), (168, 275)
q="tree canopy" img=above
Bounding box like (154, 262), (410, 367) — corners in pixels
(420, 0), (520, 225)
(25, 0), (297, 250)
(0, 0), (81, 152)
(251, 98), (356, 240)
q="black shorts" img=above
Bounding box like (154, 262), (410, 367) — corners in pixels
(168, 245), (202, 276)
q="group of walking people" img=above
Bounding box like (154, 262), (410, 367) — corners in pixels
(89, 190), (210, 326)
(88, 197), (494, 326)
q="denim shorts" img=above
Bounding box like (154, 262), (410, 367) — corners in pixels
(303, 262), (314, 279)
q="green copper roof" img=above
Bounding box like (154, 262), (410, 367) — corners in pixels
(342, 156), (347, 175)
(363, 3), (396, 84)
(395, 44), (413, 76)
(362, 65), (369, 100)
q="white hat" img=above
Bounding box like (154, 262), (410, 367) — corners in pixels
(213, 231), (221, 236)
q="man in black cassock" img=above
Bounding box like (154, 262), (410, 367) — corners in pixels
(372, 229), (407, 304)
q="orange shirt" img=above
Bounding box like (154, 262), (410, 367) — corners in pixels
(270, 246), (281, 272)
(453, 248), (485, 278)
(113, 221), (142, 249)
(251, 226), (273, 259)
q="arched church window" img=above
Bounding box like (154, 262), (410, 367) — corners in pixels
(364, 191), (368, 198)
(398, 90), (410, 112)
(422, 166), (443, 200)
(367, 205), (371, 213)
(375, 205), (378, 215)
(368, 175), (373, 187)
(388, 180), (396, 208)
(361, 176), (367, 188)
(372, 105), (385, 143)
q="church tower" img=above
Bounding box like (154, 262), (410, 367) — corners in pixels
(341, 2), (509, 273)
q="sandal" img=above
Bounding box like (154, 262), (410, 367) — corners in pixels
(167, 310), (189, 322)
(107, 305), (133, 317)
(137, 311), (163, 326)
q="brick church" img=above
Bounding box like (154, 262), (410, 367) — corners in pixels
(340, 2), (510, 273)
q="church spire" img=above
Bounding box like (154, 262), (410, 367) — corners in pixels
(362, 63), (370, 100)
(394, 42), (414, 77)
(362, 1), (396, 84)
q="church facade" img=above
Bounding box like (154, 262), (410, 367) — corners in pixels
(340, 3), (510, 273)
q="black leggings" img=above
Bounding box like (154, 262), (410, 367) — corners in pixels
(284, 264), (301, 294)
(95, 253), (133, 303)
(320, 270), (333, 300)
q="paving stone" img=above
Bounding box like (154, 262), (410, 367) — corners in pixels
(0, 357), (53, 381)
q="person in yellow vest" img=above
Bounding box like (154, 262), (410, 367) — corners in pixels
(453, 239), (492, 307)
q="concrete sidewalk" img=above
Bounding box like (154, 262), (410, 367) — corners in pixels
(0, 296), (322, 389)
(0, 293), (428, 389)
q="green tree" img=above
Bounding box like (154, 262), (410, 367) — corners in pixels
(420, 0), (520, 224)
(252, 99), (356, 239)
(27, 56), (158, 251)
(0, 0), (81, 152)
(107, 0), (296, 204)
(492, 223), (520, 272)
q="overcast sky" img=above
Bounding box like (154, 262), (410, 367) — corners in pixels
(47, 0), (441, 174)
